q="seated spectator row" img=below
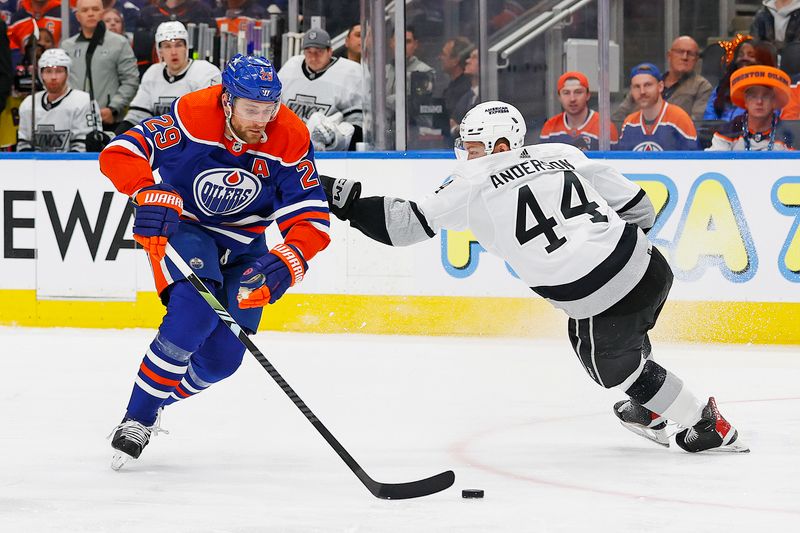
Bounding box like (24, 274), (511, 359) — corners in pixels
(3, 1), (800, 153)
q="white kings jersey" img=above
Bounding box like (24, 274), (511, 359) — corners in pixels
(371, 143), (656, 319)
(18, 89), (100, 152)
(278, 55), (363, 127)
(123, 59), (221, 124)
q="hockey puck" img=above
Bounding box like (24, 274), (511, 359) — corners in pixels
(462, 489), (484, 499)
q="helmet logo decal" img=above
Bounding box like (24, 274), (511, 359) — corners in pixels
(485, 106), (509, 114)
(193, 168), (262, 216)
(223, 54), (281, 102)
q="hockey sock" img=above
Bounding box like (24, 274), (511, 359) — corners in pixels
(161, 322), (245, 406)
(162, 363), (212, 405)
(621, 360), (704, 427)
(125, 333), (192, 426)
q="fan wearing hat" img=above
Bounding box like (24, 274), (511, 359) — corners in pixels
(17, 48), (101, 152)
(539, 71), (619, 151)
(278, 28), (364, 151)
(617, 62), (700, 151)
(708, 65), (795, 151)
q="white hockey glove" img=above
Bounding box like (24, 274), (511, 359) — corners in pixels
(307, 111), (355, 152)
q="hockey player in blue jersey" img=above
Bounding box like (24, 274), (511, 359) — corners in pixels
(99, 54), (331, 470)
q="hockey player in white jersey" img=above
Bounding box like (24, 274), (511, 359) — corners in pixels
(18, 48), (100, 152)
(322, 101), (748, 453)
(116, 21), (221, 134)
(278, 28), (363, 151)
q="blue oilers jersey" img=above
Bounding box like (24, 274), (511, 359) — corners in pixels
(100, 85), (331, 260)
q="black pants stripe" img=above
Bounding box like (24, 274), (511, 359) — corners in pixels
(567, 247), (673, 389)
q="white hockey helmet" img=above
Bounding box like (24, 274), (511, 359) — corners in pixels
(38, 48), (72, 78)
(454, 100), (527, 160)
(155, 21), (189, 47)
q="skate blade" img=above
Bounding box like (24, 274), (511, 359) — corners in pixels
(111, 451), (134, 471)
(618, 420), (670, 447)
(704, 440), (751, 453)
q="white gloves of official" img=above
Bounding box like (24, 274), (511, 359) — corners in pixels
(306, 111), (355, 152)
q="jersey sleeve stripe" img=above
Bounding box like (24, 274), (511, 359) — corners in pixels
(410, 201), (436, 238)
(126, 129), (152, 158)
(617, 189), (646, 214)
(269, 199), (329, 220)
(277, 210), (331, 232)
(308, 221), (330, 234)
(106, 138), (149, 161)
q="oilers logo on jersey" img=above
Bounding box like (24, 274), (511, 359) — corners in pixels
(633, 141), (664, 151)
(285, 94), (332, 120)
(193, 168), (262, 216)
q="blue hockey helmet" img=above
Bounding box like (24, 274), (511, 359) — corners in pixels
(222, 54), (282, 103)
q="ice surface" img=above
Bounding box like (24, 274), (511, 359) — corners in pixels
(0, 327), (798, 532)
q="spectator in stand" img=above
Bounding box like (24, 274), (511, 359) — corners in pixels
(214, 0), (267, 34)
(17, 48), (101, 152)
(780, 72), (800, 117)
(1, 28), (53, 150)
(7, 0), (70, 65)
(448, 47), (478, 136)
(138, 0), (215, 33)
(387, 26), (433, 109)
(61, 0), (139, 131)
(612, 36), (712, 122)
(703, 36), (777, 121)
(708, 65), (794, 150)
(616, 63), (699, 151)
(103, 0), (138, 32)
(116, 21), (220, 134)
(750, 0), (800, 50)
(103, 8), (125, 35)
(339, 23), (361, 63)
(541, 71), (619, 151)
(1, 1), (18, 26)
(439, 36), (474, 128)
(0, 17), (10, 115)
(278, 28), (363, 151)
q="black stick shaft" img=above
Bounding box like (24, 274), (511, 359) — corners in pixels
(164, 244), (454, 499)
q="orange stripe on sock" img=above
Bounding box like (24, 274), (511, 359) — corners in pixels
(175, 385), (191, 398)
(139, 361), (181, 387)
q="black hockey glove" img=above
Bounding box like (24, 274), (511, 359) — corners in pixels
(320, 175), (361, 221)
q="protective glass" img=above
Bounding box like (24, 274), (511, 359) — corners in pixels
(231, 99), (280, 122)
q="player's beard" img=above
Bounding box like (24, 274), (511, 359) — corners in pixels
(229, 117), (265, 144)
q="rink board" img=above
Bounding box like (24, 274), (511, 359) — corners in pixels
(0, 151), (799, 343)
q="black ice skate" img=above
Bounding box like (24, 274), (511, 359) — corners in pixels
(108, 410), (168, 470)
(675, 397), (749, 453)
(110, 419), (152, 470)
(614, 399), (670, 447)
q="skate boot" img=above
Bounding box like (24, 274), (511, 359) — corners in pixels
(675, 397), (749, 453)
(613, 399), (670, 447)
(108, 408), (168, 470)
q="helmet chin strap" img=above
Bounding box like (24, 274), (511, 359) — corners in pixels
(223, 94), (250, 148)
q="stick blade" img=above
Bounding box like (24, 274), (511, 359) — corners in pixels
(368, 470), (455, 500)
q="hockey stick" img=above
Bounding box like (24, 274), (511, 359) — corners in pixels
(164, 244), (455, 500)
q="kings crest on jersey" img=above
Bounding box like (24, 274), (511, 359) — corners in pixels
(100, 85), (331, 252)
